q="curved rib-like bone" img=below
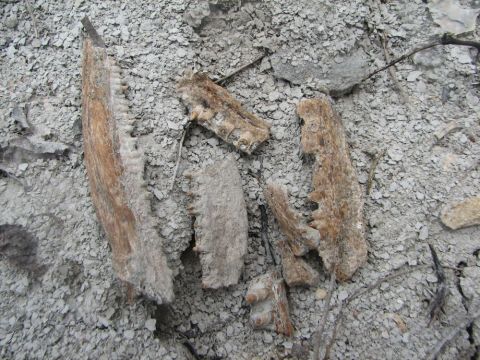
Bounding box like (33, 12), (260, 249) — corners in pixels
(187, 158), (248, 289)
(297, 98), (367, 281)
(82, 33), (173, 304)
(177, 71), (270, 154)
(245, 270), (294, 337)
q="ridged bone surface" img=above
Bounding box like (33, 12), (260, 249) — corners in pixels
(297, 98), (367, 282)
(245, 270), (294, 337)
(176, 71), (271, 154)
(82, 38), (173, 303)
(188, 158), (248, 289)
(264, 182), (320, 287)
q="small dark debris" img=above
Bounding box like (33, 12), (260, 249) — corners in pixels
(428, 244), (447, 325)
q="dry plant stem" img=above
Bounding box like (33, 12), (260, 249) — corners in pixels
(323, 264), (431, 359)
(169, 122), (191, 192)
(366, 148), (386, 195)
(381, 33), (409, 105)
(25, 0), (39, 38)
(215, 51), (267, 84)
(426, 309), (480, 360)
(361, 34), (480, 83)
(313, 271), (337, 360)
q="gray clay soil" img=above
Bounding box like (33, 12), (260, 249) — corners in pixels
(1, 0), (480, 359)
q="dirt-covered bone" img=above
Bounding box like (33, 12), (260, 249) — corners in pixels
(298, 97), (367, 282)
(186, 157), (248, 288)
(264, 181), (320, 256)
(245, 269), (294, 337)
(81, 18), (173, 304)
(176, 71), (270, 154)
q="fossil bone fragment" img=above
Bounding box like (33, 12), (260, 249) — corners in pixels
(277, 239), (320, 287)
(297, 97), (367, 282)
(81, 18), (173, 304)
(176, 71), (270, 154)
(440, 195), (480, 230)
(187, 158), (248, 288)
(245, 270), (294, 336)
(263, 182), (320, 286)
(264, 182), (320, 256)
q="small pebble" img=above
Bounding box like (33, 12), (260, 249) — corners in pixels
(418, 226), (429, 240)
(315, 288), (327, 300)
(145, 319), (156, 331)
(18, 163), (28, 171)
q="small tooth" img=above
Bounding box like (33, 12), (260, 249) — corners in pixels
(245, 293), (257, 304)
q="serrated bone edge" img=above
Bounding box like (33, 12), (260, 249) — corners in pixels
(176, 71), (270, 154)
(82, 38), (173, 303)
(297, 97), (367, 282)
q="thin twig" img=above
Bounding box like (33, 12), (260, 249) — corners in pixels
(381, 32), (409, 104)
(169, 122), (191, 192)
(427, 244), (447, 326)
(25, 0), (39, 38)
(323, 264), (432, 358)
(425, 309), (480, 360)
(361, 34), (480, 84)
(215, 51), (268, 85)
(366, 148), (385, 195)
(313, 271), (337, 360)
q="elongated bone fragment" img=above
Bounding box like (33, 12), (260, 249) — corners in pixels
(81, 19), (173, 304)
(177, 71), (270, 154)
(277, 239), (319, 287)
(297, 98), (367, 282)
(187, 158), (248, 288)
(264, 181), (320, 256)
(245, 270), (294, 336)
(441, 195), (480, 230)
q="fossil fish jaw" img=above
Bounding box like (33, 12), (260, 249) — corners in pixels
(176, 71), (271, 154)
(82, 37), (173, 304)
(245, 270), (294, 337)
(187, 158), (248, 289)
(297, 98), (367, 282)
